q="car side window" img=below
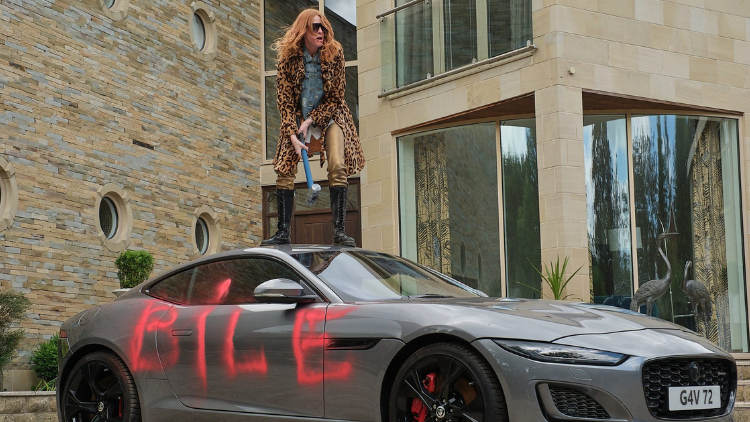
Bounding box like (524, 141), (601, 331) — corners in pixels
(149, 258), (307, 306)
(191, 258), (308, 305)
(148, 268), (196, 305)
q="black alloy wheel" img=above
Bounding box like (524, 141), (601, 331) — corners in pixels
(389, 343), (508, 422)
(62, 351), (141, 422)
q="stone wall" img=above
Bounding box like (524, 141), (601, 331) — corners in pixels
(0, 0), (262, 369)
(0, 392), (56, 422)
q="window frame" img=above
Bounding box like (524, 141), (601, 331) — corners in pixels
(394, 113), (536, 298)
(379, 0), (534, 96)
(261, 1), (359, 163)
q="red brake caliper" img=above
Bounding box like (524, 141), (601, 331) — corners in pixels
(411, 372), (437, 422)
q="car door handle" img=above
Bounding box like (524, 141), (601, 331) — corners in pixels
(171, 329), (193, 337)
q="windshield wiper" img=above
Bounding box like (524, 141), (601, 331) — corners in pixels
(407, 294), (454, 299)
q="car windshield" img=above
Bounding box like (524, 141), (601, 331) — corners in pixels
(290, 250), (484, 302)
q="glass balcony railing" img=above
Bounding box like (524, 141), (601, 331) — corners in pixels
(379, 0), (533, 95)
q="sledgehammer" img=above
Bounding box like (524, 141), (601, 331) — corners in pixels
(299, 132), (321, 205)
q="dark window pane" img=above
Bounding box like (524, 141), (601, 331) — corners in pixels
(395, 1), (433, 86)
(264, 0), (319, 71)
(266, 76), (280, 160)
(325, 0), (357, 60)
(501, 119), (541, 299)
(443, 0), (477, 71)
(345, 66), (359, 132)
(583, 115), (634, 307)
(149, 269), (196, 305)
(487, 0), (532, 56)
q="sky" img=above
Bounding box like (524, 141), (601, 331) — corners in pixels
(326, 0), (356, 24)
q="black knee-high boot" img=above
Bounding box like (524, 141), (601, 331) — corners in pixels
(261, 189), (294, 245)
(330, 186), (355, 247)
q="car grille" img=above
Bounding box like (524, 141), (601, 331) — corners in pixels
(549, 386), (610, 419)
(642, 358), (735, 419)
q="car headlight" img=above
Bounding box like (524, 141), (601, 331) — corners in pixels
(495, 340), (627, 366)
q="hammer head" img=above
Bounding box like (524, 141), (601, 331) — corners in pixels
(307, 184), (321, 205)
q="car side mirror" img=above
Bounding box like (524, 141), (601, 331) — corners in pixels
(254, 278), (317, 304)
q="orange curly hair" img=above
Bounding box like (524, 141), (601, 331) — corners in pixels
(271, 8), (342, 63)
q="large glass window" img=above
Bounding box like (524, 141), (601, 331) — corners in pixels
(631, 115), (746, 352)
(263, 0), (358, 160)
(583, 116), (634, 307)
(585, 114), (747, 352)
(398, 123), (502, 296)
(382, 0), (533, 91)
(501, 119), (541, 298)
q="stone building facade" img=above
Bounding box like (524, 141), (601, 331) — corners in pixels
(0, 0), (263, 389)
(357, 0), (750, 356)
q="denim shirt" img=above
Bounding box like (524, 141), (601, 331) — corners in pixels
(300, 47), (323, 121)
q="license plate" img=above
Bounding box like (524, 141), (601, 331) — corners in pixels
(668, 386), (721, 411)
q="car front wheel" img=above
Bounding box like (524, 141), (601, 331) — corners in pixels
(389, 343), (507, 422)
(61, 351), (141, 422)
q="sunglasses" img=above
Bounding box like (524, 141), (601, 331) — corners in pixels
(311, 23), (327, 33)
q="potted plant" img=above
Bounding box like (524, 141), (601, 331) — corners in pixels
(113, 250), (154, 297)
(0, 290), (30, 390)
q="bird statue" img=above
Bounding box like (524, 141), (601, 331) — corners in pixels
(682, 261), (712, 332)
(630, 231), (678, 316)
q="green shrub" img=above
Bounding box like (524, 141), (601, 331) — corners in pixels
(0, 291), (31, 372)
(115, 250), (154, 288)
(31, 334), (58, 383)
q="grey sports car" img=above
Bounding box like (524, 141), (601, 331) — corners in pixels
(57, 245), (737, 422)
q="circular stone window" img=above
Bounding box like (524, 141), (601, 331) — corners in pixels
(98, 0), (130, 20)
(189, 2), (218, 61)
(192, 13), (206, 51)
(95, 184), (133, 252)
(0, 156), (18, 232)
(192, 206), (221, 256)
(99, 197), (119, 239)
(195, 217), (209, 254)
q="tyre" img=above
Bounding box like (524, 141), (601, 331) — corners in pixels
(389, 343), (508, 422)
(61, 351), (141, 422)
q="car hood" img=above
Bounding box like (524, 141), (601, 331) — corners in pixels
(326, 297), (690, 344)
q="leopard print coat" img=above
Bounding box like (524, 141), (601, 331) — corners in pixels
(272, 46), (365, 177)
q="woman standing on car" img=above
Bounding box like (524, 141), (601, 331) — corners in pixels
(262, 8), (365, 247)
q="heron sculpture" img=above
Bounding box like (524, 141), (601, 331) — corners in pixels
(683, 261), (712, 332)
(630, 231), (678, 316)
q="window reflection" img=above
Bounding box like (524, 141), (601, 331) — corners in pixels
(324, 0), (357, 60)
(583, 116), (634, 307)
(398, 123), (502, 296)
(631, 115), (747, 352)
(501, 119), (541, 299)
